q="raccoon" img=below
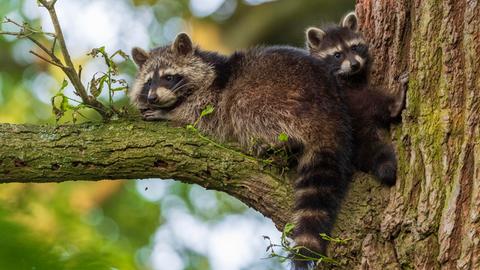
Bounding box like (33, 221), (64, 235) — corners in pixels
(305, 12), (408, 186)
(130, 33), (353, 269)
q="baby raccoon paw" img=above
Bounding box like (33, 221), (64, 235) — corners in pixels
(390, 71), (409, 118)
(374, 162), (397, 186)
(142, 110), (167, 121)
(250, 141), (271, 157)
(397, 71), (409, 86)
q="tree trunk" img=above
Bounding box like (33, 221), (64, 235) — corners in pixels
(0, 1), (478, 269)
(331, 0), (480, 269)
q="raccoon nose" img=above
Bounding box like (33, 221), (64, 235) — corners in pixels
(147, 92), (157, 103)
(351, 60), (360, 71)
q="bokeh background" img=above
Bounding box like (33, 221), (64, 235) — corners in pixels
(0, 1), (353, 269)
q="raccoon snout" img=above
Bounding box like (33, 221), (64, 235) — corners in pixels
(147, 94), (158, 103)
(350, 60), (360, 72)
(147, 89), (158, 103)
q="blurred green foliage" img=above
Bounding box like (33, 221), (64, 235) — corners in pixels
(0, 0), (353, 269)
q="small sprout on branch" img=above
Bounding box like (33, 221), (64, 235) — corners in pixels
(263, 223), (349, 266)
(51, 79), (89, 124)
(1, 0), (131, 121)
(87, 46), (130, 107)
(278, 132), (289, 142)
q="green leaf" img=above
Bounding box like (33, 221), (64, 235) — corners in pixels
(114, 49), (130, 60)
(200, 105), (215, 117)
(59, 79), (68, 91)
(186, 124), (197, 132)
(319, 233), (351, 244)
(278, 133), (289, 142)
(89, 77), (101, 97)
(283, 222), (295, 235)
(98, 75), (107, 93)
(51, 79), (70, 122)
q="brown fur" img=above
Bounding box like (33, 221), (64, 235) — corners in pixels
(131, 33), (354, 269)
(306, 12), (408, 186)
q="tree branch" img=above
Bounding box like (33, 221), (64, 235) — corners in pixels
(0, 120), (388, 261)
(29, 50), (66, 68)
(0, 121), (293, 229)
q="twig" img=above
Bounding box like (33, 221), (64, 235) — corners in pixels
(36, 0), (112, 119)
(29, 50), (66, 68)
(3, 18), (55, 37)
(0, 31), (26, 36)
(0, 29), (64, 66)
(2, 2), (115, 120)
(51, 36), (57, 55)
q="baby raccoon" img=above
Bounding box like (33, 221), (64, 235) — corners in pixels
(305, 12), (407, 186)
(130, 33), (353, 269)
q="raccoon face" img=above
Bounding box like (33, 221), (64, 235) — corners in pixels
(130, 33), (215, 111)
(306, 12), (369, 77)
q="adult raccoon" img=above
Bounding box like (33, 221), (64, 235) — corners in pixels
(306, 12), (408, 186)
(130, 33), (353, 269)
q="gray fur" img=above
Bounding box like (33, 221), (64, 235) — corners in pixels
(131, 33), (353, 269)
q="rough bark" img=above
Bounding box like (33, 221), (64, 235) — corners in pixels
(329, 0), (480, 269)
(0, 121), (293, 228)
(1, 1), (478, 269)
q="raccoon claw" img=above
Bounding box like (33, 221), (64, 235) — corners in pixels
(374, 163), (397, 186)
(142, 110), (166, 121)
(390, 72), (409, 118)
(397, 72), (409, 86)
(250, 142), (271, 157)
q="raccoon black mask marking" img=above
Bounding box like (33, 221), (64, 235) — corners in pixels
(131, 33), (354, 270)
(306, 12), (408, 186)
(306, 15), (369, 79)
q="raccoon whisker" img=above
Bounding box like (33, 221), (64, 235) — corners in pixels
(174, 91), (193, 100)
(171, 78), (186, 90)
(172, 82), (194, 93)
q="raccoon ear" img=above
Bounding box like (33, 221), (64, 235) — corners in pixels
(132, 47), (149, 67)
(173, 32), (193, 56)
(306, 27), (326, 49)
(341, 11), (359, 32)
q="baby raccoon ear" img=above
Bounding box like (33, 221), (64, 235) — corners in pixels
(341, 11), (359, 32)
(306, 27), (326, 49)
(172, 32), (193, 56)
(132, 47), (149, 67)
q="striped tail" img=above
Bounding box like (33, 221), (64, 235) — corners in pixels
(291, 149), (351, 270)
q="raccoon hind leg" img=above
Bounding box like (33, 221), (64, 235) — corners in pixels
(354, 136), (397, 186)
(370, 142), (397, 186)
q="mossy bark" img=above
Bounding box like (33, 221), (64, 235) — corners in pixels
(327, 0), (480, 269)
(0, 121), (294, 228)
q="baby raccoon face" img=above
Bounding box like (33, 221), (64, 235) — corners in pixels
(130, 33), (215, 111)
(135, 69), (185, 111)
(306, 12), (369, 77)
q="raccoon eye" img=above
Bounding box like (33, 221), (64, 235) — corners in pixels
(351, 45), (359, 51)
(334, 52), (342, 59)
(145, 79), (153, 87)
(164, 75), (174, 82)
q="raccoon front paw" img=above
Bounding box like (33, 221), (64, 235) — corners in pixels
(398, 71), (409, 87)
(373, 162), (397, 186)
(142, 110), (167, 121)
(390, 72), (409, 118)
(250, 141), (271, 157)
